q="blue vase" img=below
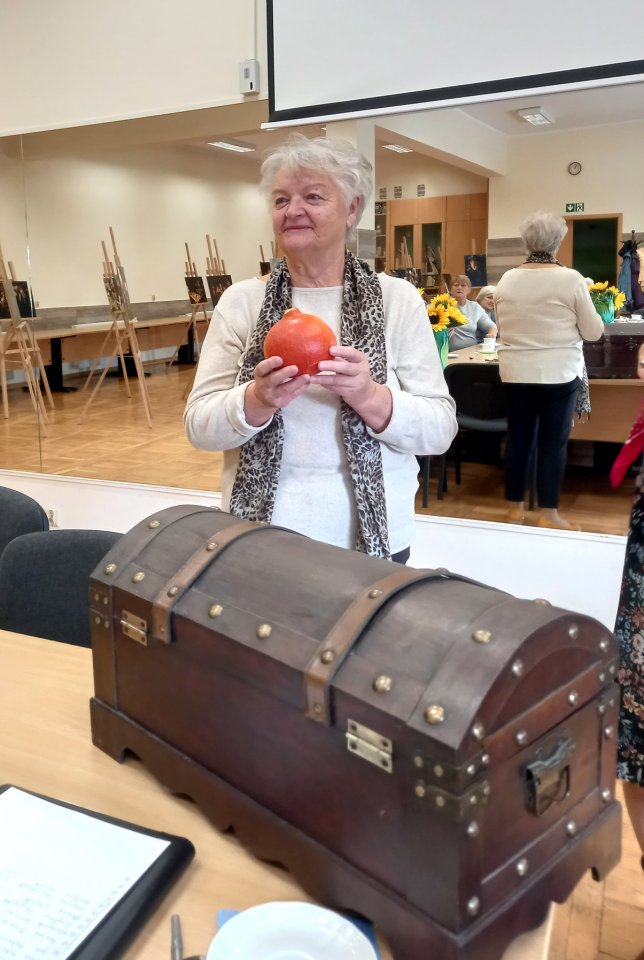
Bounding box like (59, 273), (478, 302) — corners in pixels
(595, 299), (615, 323)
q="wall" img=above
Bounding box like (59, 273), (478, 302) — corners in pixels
(376, 150), (488, 200)
(488, 120), (644, 237)
(3, 146), (273, 307)
(0, 470), (626, 632)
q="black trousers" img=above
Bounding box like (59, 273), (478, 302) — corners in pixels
(503, 378), (580, 509)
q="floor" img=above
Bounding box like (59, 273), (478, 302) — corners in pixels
(0, 362), (642, 958)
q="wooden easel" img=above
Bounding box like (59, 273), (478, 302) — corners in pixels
(0, 244), (54, 432)
(259, 241), (277, 276)
(79, 228), (152, 427)
(166, 243), (209, 370)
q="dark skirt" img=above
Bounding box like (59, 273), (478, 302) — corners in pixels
(616, 467), (644, 784)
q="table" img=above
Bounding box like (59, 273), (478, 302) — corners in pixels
(448, 347), (643, 443)
(34, 315), (209, 391)
(0, 631), (551, 960)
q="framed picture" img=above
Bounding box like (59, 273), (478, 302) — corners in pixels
(185, 276), (207, 305)
(206, 274), (232, 306)
(464, 254), (487, 287)
(0, 280), (35, 320)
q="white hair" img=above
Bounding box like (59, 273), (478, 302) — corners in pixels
(259, 133), (373, 239)
(519, 211), (568, 256)
(476, 285), (496, 301)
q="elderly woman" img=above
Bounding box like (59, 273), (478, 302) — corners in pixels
(476, 285), (496, 323)
(447, 275), (497, 350)
(494, 211), (604, 529)
(184, 135), (457, 562)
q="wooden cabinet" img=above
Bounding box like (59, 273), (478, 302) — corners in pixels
(384, 193), (488, 284)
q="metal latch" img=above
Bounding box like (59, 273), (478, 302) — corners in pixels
(524, 735), (574, 816)
(121, 610), (148, 646)
(346, 719), (393, 773)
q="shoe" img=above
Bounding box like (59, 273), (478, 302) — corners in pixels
(536, 516), (582, 532)
(506, 508), (525, 525)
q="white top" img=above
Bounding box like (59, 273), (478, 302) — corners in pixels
(493, 266), (605, 383)
(184, 273), (457, 554)
(448, 299), (495, 350)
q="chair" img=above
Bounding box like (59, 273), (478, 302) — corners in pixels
(0, 528), (122, 646)
(0, 486), (49, 557)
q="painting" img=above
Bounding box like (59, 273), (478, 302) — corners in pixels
(206, 274), (232, 306)
(103, 275), (124, 311)
(464, 254), (487, 287)
(0, 280), (35, 320)
(185, 276), (208, 305)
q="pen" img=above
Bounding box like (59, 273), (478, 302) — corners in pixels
(171, 913), (183, 960)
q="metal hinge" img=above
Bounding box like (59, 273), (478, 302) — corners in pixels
(121, 610), (148, 646)
(346, 719), (393, 773)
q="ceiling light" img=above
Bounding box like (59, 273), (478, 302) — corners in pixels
(517, 107), (554, 126)
(382, 143), (413, 153)
(208, 140), (255, 153)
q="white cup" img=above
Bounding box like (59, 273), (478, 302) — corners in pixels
(482, 337), (496, 353)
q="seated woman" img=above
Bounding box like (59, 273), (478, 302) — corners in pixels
(476, 285), (496, 323)
(447, 275), (497, 350)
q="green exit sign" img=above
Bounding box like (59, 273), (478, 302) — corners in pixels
(565, 202), (584, 213)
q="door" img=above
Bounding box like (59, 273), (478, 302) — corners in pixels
(558, 215), (621, 284)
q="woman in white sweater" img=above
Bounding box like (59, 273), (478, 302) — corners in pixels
(185, 135), (456, 561)
(494, 212), (604, 530)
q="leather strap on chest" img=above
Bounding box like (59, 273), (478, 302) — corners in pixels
(304, 566), (447, 725)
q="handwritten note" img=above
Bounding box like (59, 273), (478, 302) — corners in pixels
(0, 787), (169, 960)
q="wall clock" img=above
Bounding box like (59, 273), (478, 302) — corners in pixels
(567, 161), (582, 176)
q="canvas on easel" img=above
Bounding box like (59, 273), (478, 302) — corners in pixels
(79, 227), (152, 428)
(205, 234), (232, 306)
(0, 247), (54, 429)
(166, 243), (210, 370)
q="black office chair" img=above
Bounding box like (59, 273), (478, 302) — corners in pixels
(0, 528), (122, 646)
(422, 363), (536, 510)
(0, 486), (49, 557)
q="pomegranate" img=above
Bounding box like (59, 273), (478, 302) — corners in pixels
(263, 307), (337, 376)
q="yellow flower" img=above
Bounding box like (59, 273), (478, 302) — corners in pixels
(426, 292), (467, 330)
(589, 281), (609, 293)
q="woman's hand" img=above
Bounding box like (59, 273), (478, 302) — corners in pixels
(311, 345), (393, 432)
(244, 355), (310, 426)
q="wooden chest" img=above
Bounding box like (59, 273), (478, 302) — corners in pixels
(89, 505), (621, 960)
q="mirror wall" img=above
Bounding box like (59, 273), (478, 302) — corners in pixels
(2, 85), (643, 534)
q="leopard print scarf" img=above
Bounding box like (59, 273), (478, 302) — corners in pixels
(229, 252), (391, 558)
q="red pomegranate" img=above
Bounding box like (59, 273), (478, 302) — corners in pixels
(263, 307), (337, 376)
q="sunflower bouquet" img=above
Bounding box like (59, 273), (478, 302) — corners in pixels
(419, 290), (468, 367)
(588, 281), (626, 323)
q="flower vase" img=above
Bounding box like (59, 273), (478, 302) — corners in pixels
(595, 299), (615, 324)
(434, 328), (449, 368)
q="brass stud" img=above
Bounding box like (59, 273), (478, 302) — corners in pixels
(469, 794), (478, 806)
(433, 764), (444, 778)
(516, 858), (528, 877)
(414, 781), (426, 798)
(534, 598), (551, 606)
(471, 721), (485, 741)
(435, 795), (446, 808)
(481, 783), (491, 798)
(599, 638), (609, 653)
(601, 788), (612, 803)
(102, 596), (108, 605)
(103, 620), (109, 629)
(609, 664), (616, 675)
(472, 628), (492, 644)
(567, 623), (579, 640)
(413, 754), (424, 769)
(104, 562), (117, 575)
(481, 753), (490, 766)
(598, 671), (606, 683)
(256, 623), (272, 640)
(368, 588), (383, 599)
(608, 698), (616, 708)
(568, 690), (579, 706)
(93, 593), (100, 602)
(515, 730), (527, 746)
(435, 567), (449, 575)
(320, 649), (335, 665)
(94, 615), (101, 625)
(598, 703), (606, 715)
(167, 585), (179, 597)
(566, 820), (577, 837)
(466, 821), (479, 839)
(147, 519), (161, 528)
(603, 725), (614, 739)
(466, 896), (480, 917)
(424, 704), (445, 725)
(206, 541), (218, 552)
(373, 674), (392, 694)
(466, 763), (476, 777)
(511, 659), (524, 677)
(208, 604), (223, 618)
(313, 703), (322, 715)
(132, 571), (145, 583)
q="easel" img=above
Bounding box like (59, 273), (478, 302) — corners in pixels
(259, 241), (276, 276)
(166, 242), (209, 369)
(79, 228), (152, 428)
(0, 244), (54, 432)
(205, 234), (232, 305)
